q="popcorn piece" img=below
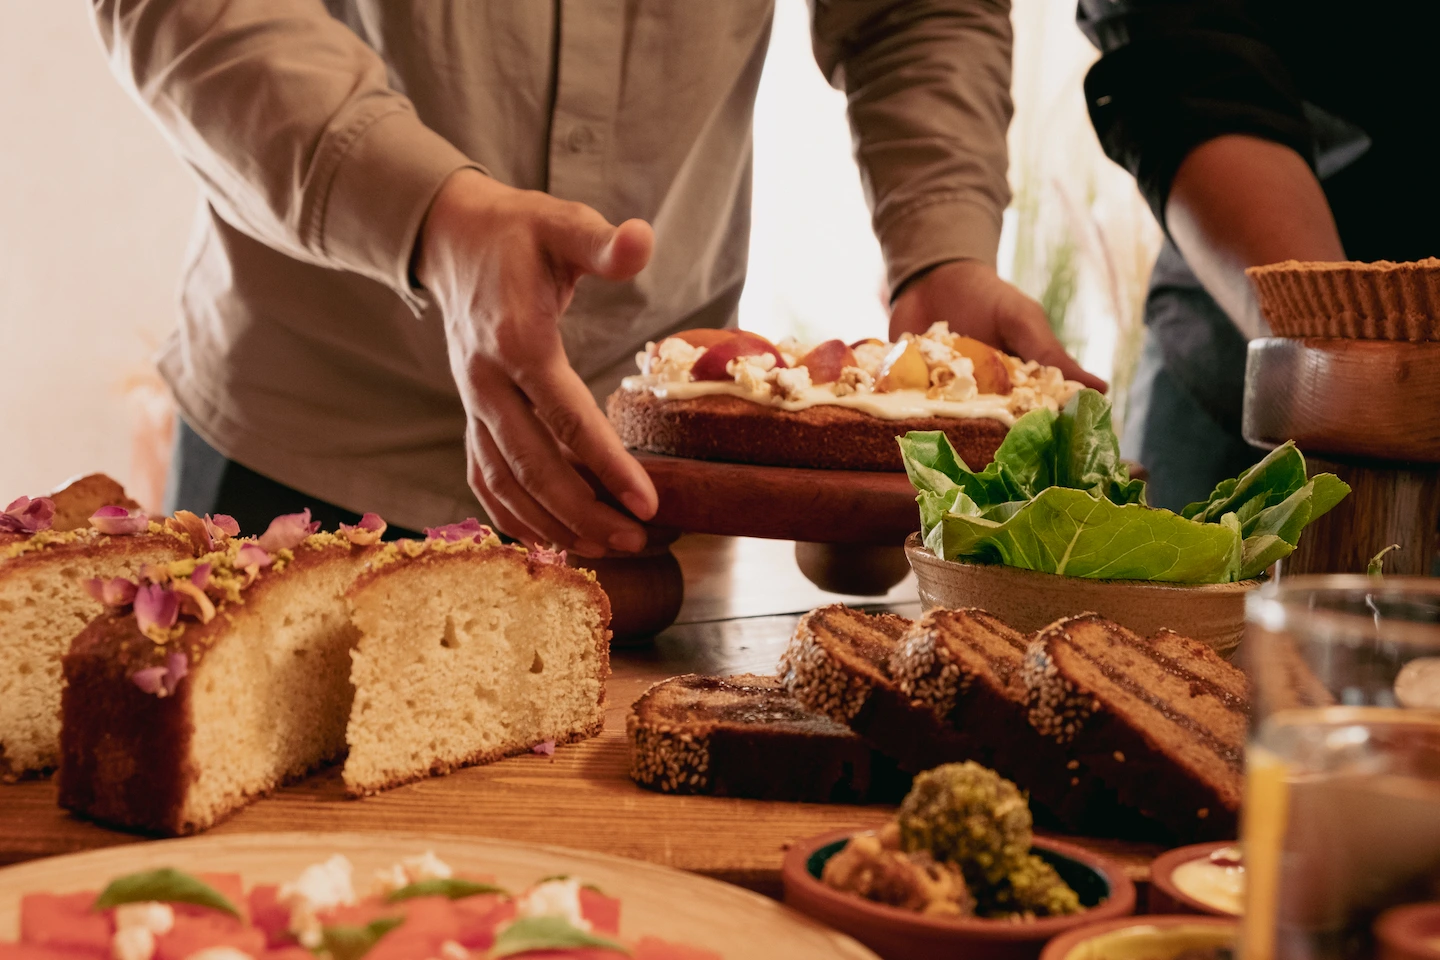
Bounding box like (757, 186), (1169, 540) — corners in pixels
(832, 366), (875, 397)
(729, 355), (776, 398)
(770, 365), (812, 401)
(279, 855), (356, 949)
(928, 357), (978, 402)
(515, 877), (591, 931)
(851, 341), (889, 378)
(641, 337), (704, 382)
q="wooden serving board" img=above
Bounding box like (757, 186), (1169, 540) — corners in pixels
(0, 832), (878, 959)
(636, 453), (920, 545)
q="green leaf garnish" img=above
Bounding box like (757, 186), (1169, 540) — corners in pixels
(316, 916), (404, 960)
(1369, 544), (1401, 577)
(489, 916), (630, 958)
(386, 878), (508, 902)
(900, 389), (1349, 583)
(533, 875), (606, 895)
(92, 868), (239, 917)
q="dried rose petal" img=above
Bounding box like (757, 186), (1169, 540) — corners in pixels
(257, 509), (320, 552)
(134, 583), (179, 642)
(339, 512), (387, 546)
(530, 545), (567, 566)
(172, 579), (216, 623)
(138, 562), (172, 584)
(189, 562), (212, 591)
(166, 510), (214, 552)
(130, 666), (166, 695)
(84, 576), (138, 608)
(209, 514), (240, 537)
(0, 496), (56, 534)
(89, 505), (149, 536)
(235, 542), (272, 571)
(424, 518), (494, 543)
(532, 740), (556, 757)
(130, 651), (188, 698)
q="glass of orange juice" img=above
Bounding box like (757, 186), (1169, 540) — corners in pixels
(1242, 576), (1440, 960)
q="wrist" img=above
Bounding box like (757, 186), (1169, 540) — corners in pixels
(414, 169), (510, 293)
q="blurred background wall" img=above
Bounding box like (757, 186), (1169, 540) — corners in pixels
(0, 0), (1158, 510)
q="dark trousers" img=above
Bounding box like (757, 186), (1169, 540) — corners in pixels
(163, 419), (422, 540)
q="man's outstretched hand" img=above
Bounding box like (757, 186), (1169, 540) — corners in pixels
(416, 169), (658, 558)
(889, 260), (1107, 391)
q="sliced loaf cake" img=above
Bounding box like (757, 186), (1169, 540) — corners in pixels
(1023, 615), (1249, 841)
(59, 516), (374, 834)
(627, 673), (909, 802)
(342, 531), (610, 796)
(1, 484), (190, 779)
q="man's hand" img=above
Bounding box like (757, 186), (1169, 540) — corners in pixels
(889, 260), (1107, 391)
(416, 169), (658, 557)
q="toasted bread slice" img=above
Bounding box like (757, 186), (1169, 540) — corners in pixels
(1024, 615), (1248, 841)
(627, 673), (908, 802)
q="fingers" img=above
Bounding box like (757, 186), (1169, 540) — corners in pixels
(540, 203), (654, 281)
(1005, 298), (1110, 393)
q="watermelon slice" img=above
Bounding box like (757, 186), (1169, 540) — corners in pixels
(0, 946), (105, 960)
(633, 936), (724, 960)
(154, 912), (265, 960)
(578, 888), (621, 937)
(247, 885), (292, 948)
(18, 892), (109, 953)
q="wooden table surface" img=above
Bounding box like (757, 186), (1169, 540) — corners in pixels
(0, 535), (1161, 897)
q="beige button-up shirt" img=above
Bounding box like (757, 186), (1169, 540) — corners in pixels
(93, 0), (1014, 531)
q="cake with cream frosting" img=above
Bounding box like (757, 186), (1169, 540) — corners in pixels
(0, 479), (191, 780)
(607, 323), (1082, 470)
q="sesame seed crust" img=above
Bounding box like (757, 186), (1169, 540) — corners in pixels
(1022, 624), (1096, 743)
(889, 625), (968, 720)
(626, 713), (712, 795)
(778, 615), (876, 724)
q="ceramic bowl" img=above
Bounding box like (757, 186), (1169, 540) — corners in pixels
(1376, 902), (1440, 960)
(1039, 915), (1237, 960)
(904, 534), (1260, 659)
(1148, 842), (1243, 916)
(781, 828), (1136, 960)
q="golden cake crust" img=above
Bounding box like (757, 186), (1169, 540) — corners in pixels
(1247, 258), (1440, 340)
(606, 388), (1009, 471)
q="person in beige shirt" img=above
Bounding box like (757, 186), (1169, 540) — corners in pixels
(93, 0), (1101, 556)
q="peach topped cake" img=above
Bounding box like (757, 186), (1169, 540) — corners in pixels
(607, 323), (1082, 470)
(0, 479), (190, 780)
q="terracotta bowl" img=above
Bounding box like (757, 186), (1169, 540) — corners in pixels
(1039, 915), (1237, 960)
(1376, 902), (1440, 960)
(1148, 842), (1242, 916)
(904, 534), (1260, 659)
(781, 828), (1136, 960)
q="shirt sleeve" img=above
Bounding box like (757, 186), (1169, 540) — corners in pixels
(90, 0), (483, 313)
(810, 0), (1014, 293)
(1076, 0), (1314, 231)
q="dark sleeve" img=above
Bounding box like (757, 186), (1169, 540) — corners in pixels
(1076, 0), (1314, 229)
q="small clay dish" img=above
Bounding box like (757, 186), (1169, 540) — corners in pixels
(1376, 902), (1440, 960)
(1149, 842), (1243, 916)
(1040, 915), (1237, 960)
(905, 534), (1260, 659)
(782, 828), (1135, 960)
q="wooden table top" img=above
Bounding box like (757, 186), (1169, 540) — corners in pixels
(0, 535), (1161, 897)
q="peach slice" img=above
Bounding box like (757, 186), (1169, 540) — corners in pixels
(952, 336), (1013, 395)
(690, 331), (788, 381)
(797, 339), (858, 385)
(848, 338), (887, 350)
(671, 328), (735, 349)
(875, 339), (929, 392)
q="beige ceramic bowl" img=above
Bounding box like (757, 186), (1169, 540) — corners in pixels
(904, 534), (1260, 659)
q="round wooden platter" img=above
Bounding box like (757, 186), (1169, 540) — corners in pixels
(0, 831), (878, 959)
(634, 452), (920, 546)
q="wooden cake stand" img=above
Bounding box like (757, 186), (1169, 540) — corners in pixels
(579, 453), (923, 640)
(1244, 337), (1440, 575)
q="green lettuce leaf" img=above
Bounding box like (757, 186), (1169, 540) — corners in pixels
(901, 389), (1349, 583)
(92, 868), (239, 917)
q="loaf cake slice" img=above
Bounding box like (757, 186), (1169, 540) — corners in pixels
(779, 604), (981, 775)
(627, 673), (909, 802)
(342, 530), (610, 796)
(1023, 615), (1249, 841)
(59, 515), (374, 834)
(0, 484), (189, 779)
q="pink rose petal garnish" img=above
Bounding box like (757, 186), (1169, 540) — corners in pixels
(532, 740), (556, 757)
(89, 505), (149, 536)
(0, 496), (56, 534)
(84, 576), (138, 608)
(530, 545), (567, 566)
(235, 542), (272, 571)
(424, 518), (494, 543)
(257, 509), (320, 552)
(138, 562), (172, 584)
(209, 514), (240, 537)
(134, 583), (179, 642)
(339, 512), (387, 546)
(189, 562), (212, 592)
(167, 510), (214, 552)
(131, 651), (188, 698)
(171, 579), (216, 623)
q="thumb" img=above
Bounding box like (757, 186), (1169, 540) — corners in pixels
(544, 205), (653, 281)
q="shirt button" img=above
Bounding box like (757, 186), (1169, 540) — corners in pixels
(566, 125), (597, 153)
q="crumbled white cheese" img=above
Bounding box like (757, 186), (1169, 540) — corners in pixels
(515, 877), (591, 931)
(114, 902), (174, 936)
(279, 855), (356, 949)
(770, 365), (812, 400)
(374, 850), (454, 894)
(641, 338), (704, 382)
(439, 941), (470, 960)
(183, 949), (255, 960)
(111, 926), (155, 960)
(851, 342), (889, 378)
(922, 321), (959, 347)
